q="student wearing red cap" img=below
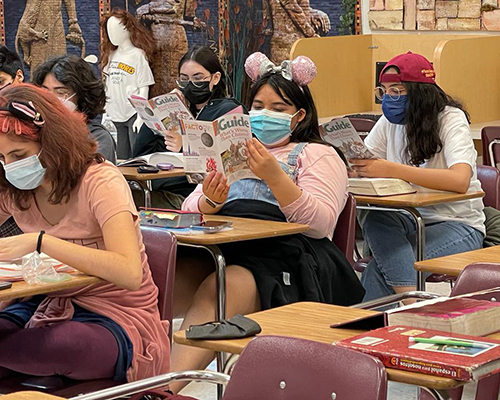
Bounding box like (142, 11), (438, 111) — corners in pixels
(351, 52), (485, 302)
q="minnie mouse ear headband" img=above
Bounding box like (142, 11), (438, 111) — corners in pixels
(0, 100), (44, 137)
(244, 52), (317, 87)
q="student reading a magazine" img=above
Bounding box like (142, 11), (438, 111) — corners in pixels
(0, 84), (169, 381)
(350, 52), (485, 302)
(133, 45), (245, 209)
(170, 52), (364, 392)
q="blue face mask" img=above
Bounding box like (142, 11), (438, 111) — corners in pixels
(249, 109), (299, 146)
(1, 151), (46, 190)
(382, 95), (408, 125)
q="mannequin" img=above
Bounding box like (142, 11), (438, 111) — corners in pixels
(100, 9), (155, 159)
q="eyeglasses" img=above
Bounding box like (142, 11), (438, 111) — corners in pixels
(176, 74), (212, 89)
(0, 81), (12, 90)
(374, 86), (406, 101)
(53, 89), (75, 101)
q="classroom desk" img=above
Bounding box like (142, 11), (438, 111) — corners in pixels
(118, 166), (185, 208)
(174, 215), (309, 322)
(0, 274), (102, 301)
(470, 120), (500, 142)
(414, 245), (500, 277)
(354, 191), (485, 291)
(0, 392), (65, 399)
(174, 302), (466, 400)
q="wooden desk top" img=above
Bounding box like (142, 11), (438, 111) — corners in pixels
(118, 166), (185, 181)
(414, 245), (500, 277)
(174, 302), (463, 390)
(0, 392), (65, 399)
(355, 191), (484, 208)
(0, 274), (102, 301)
(174, 215), (309, 246)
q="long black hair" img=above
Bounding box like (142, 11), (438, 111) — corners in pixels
(32, 55), (106, 120)
(248, 72), (347, 163)
(178, 45), (228, 112)
(403, 80), (469, 166)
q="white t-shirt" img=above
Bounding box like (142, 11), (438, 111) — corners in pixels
(365, 106), (485, 235)
(104, 47), (155, 122)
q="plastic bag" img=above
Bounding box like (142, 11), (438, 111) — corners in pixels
(21, 252), (71, 284)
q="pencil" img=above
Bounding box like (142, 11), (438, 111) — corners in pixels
(409, 337), (490, 349)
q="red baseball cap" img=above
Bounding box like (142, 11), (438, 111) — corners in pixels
(380, 52), (436, 84)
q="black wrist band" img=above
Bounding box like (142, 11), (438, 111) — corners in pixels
(36, 230), (45, 253)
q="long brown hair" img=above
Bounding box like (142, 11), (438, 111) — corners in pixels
(99, 8), (155, 70)
(0, 84), (104, 210)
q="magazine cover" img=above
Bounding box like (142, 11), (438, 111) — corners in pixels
(320, 118), (375, 160)
(180, 113), (255, 184)
(128, 92), (193, 136)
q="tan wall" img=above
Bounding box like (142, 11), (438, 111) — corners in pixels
(291, 34), (498, 123)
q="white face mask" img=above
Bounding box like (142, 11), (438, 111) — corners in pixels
(1, 151), (46, 190)
(59, 93), (77, 112)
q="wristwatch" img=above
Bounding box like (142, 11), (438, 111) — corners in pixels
(204, 194), (223, 208)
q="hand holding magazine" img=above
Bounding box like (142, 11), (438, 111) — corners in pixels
(321, 118), (415, 196)
(128, 92), (193, 137)
(320, 118), (375, 161)
(180, 113), (255, 184)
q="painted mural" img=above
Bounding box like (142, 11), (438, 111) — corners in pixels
(4, 0), (344, 102)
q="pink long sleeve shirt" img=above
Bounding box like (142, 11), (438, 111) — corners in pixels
(182, 142), (349, 240)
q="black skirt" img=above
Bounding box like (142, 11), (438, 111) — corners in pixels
(218, 200), (365, 310)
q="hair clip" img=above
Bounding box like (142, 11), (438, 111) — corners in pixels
(244, 52), (317, 87)
(0, 100), (44, 127)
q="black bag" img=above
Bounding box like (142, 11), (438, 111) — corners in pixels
(186, 314), (261, 340)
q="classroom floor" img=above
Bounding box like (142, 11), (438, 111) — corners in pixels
(174, 281), (494, 399)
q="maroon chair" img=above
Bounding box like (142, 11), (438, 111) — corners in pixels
(346, 117), (377, 134)
(477, 164), (500, 210)
(333, 193), (357, 266)
(419, 263), (500, 400)
(481, 126), (500, 168)
(70, 335), (388, 400)
(0, 226), (177, 397)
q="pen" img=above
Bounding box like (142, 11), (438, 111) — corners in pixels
(409, 337), (491, 349)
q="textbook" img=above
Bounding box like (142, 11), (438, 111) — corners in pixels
(387, 296), (500, 336)
(117, 152), (184, 168)
(128, 92), (193, 136)
(180, 113), (255, 184)
(336, 326), (500, 381)
(348, 178), (416, 196)
(320, 117), (375, 161)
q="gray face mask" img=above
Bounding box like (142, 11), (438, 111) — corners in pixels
(1, 151), (46, 190)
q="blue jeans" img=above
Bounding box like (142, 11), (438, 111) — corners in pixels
(360, 211), (484, 301)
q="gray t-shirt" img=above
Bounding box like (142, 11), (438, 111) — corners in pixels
(88, 122), (117, 165)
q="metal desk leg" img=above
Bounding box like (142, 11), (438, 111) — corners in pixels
(144, 180), (153, 209)
(356, 205), (427, 291)
(178, 243), (227, 399)
(400, 207), (426, 291)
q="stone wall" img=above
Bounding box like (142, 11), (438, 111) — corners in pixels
(369, 0), (500, 30)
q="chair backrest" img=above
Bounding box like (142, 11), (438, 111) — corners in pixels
(347, 117), (377, 134)
(477, 164), (500, 210)
(140, 226), (177, 340)
(451, 263), (500, 298)
(481, 126), (500, 167)
(223, 335), (387, 400)
(333, 193), (357, 266)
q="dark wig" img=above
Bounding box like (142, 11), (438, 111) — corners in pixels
(32, 55), (106, 120)
(248, 72), (347, 163)
(402, 77), (469, 166)
(179, 45), (228, 112)
(0, 46), (23, 78)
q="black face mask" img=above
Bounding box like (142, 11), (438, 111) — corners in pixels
(181, 81), (213, 105)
